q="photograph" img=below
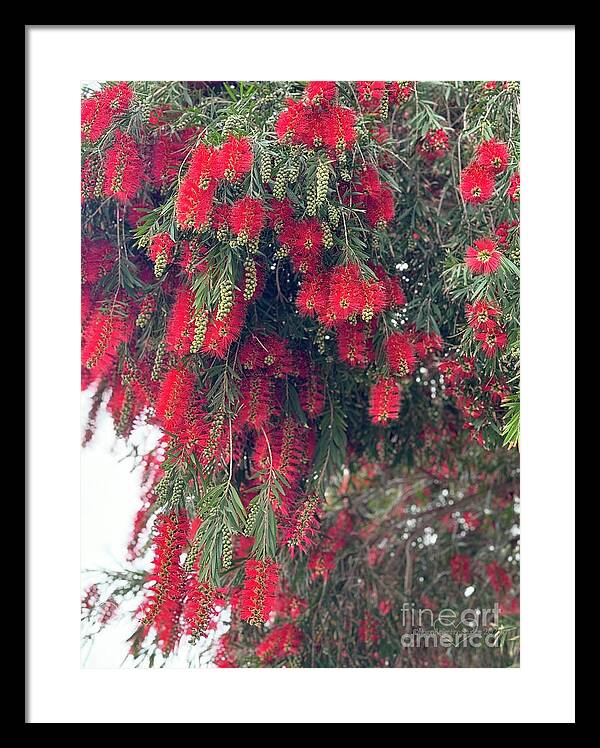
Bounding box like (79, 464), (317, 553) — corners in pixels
(80, 79), (521, 669)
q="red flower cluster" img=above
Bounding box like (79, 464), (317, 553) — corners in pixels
(103, 130), (143, 202)
(81, 82), (133, 142)
(385, 332), (417, 377)
(369, 377), (402, 425)
(465, 299), (501, 332)
(155, 367), (195, 432)
(82, 306), (133, 378)
(355, 166), (395, 228)
(276, 82), (357, 155)
(460, 138), (510, 205)
(147, 232), (176, 276)
(465, 238), (503, 274)
(140, 512), (189, 653)
(285, 494), (321, 557)
(240, 559), (279, 625)
(228, 196), (266, 243)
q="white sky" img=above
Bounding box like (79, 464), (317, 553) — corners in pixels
(80, 391), (207, 668)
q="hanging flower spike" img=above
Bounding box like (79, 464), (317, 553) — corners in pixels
(147, 232), (176, 278)
(297, 368), (326, 419)
(155, 367), (195, 432)
(240, 559), (279, 625)
(337, 321), (374, 368)
(285, 494), (321, 557)
(328, 263), (363, 321)
(237, 373), (272, 431)
(103, 130), (143, 202)
(165, 287), (196, 356)
(384, 333), (417, 377)
(213, 135), (253, 182)
(175, 175), (216, 232)
(465, 238), (503, 274)
(475, 138), (509, 174)
(228, 196), (266, 246)
(369, 377), (402, 425)
(460, 163), (495, 205)
(82, 306), (132, 378)
(183, 579), (218, 642)
(486, 561), (512, 595)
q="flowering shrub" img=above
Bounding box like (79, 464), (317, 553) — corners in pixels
(81, 80), (520, 667)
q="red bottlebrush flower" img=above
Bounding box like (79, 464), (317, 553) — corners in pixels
(238, 333), (293, 376)
(483, 377), (509, 404)
(466, 299), (502, 332)
(378, 599), (392, 616)
(450, 554), (472, 584)
(270, 198), (295, 233)
(369, 377), (402, 425)
(187, 142), (216, 188)
(165, 287), (196, 356)
(275, 98), (307, 144)
(356, 166), (395, 228)
(418, 128), (450, 161)
(155, 367), (195, 432)
(486, 561), (512, 595)
(508, 172), (520, 202)
(285, 494), (321, 557)
(356, 81), (386, 108)
(328, 263), (363, 321)
(81, 82), (133, 142)
(305, 81), (337, 107)
(337, 321), (373, 368)
(321, 105), (358, 154)
(240, 558), (279, 625)
(103, 130), (143, 202)
(237, 373), (272, 431)
(82, 306), (132, 377)
(296, 273), (329, 319)
(460, 164), (495, 205)
(140, 512), (188, 632)
(202, 295), (248, 359)
(475, 138), (509, 174)
(175, 175), (216, 231)
(183, 579), (218, 641)
(475, 328), (508, 358)
(384, 333), (417, 377)
(465, 238), (503, 274)
(287, 219), (324, 275)
(147, 133), (187, 187)
(298, 369), (326, 419)
(228, 196), (266, 242)
(256, 623), (302, 663)
(178, 241), (207, 275)
(213, 135), (253, 182)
